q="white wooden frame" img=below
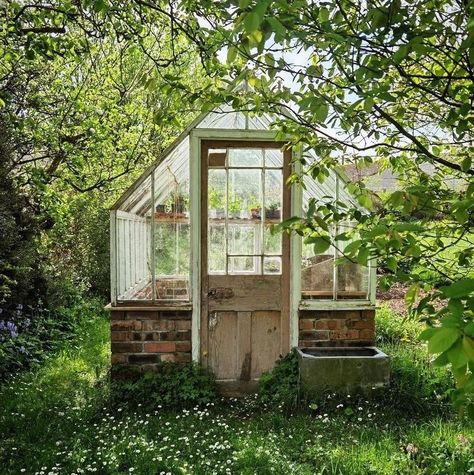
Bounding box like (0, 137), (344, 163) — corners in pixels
(110, 119), (378, 359)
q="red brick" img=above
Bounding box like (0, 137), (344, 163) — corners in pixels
(176, 341), (191, 352)
(144, 341), (176, 353)
(329, 330), (360, 340)
(111, 331), (129, 342)
(349, 320), (375, 330)
(359, 329), (375, 341)
(175, 319), (192, 330)
(299, 330), (330, 341)
(111, 320), (142, 331)
(110, 310), (125, 320)
(175, 352), (192, 363)
(299, 319), (314, 330)
(160, 354), (176, 362)
(111, 342), (142, 353)
(176, 330), (191, 341)
(111, 353), (128, 364)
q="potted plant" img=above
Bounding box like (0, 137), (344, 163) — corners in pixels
(209, 187), (225, 219)
(251, 207), (261, 220)
(228, 196), (242, 220)
(265, 202), (281, 220)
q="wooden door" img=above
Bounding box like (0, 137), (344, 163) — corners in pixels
(200, 140), (291, 393)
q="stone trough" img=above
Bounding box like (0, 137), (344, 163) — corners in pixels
(297, 347), (390, 396)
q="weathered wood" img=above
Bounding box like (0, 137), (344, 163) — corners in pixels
(208, 275), (281, 311)
(250, 311), (281, 379)
(201, 139), (292, 385)
(208, 311), (238, 379)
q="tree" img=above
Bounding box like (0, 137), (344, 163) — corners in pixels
(166, 0), (474, 414)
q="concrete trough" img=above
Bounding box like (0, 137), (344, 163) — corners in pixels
(297, 347), (390, 396)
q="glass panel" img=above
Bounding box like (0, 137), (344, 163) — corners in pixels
(228, 256), (257, 274)
(116, 214), (152, 301)
(228, 148), (263, 167)
(264, 225), (281, 255)
(209, 224), (226, 274)
(229, 168), (262, 221)
(264, 256), (281, 274)
(301, 242), (334, 299)
(336, 223), (368, 299)
(264, 169), (282, 223)
(265, 148), (284, 168)
(228, 224), (256, 255)
(208, 169), (227, 220)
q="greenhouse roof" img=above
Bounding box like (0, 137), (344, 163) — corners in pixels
(112, 104), (355, 215)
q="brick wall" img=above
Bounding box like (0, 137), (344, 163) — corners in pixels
(110, 309), (192, 373)
(299, 309), (375, 347)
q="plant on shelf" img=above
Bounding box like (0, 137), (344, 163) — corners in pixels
(208, 187), (225, 219)
(265, 201), (281, 220)
(228, 193), (243, 219)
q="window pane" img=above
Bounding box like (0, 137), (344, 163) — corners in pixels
(264, 169), (282, 223)
(228, 256), (257, 274)
(264, 256), (281, 275)
(337, 223), (369, 299)
(301, 243), (334, 299)
(337, 260), (369, 299)
(209, 224), (226, 274)
(208, 169), (227, 219)
(264, 148), (284, 168)
(228, 148), (263, 167)
(264, 225), (281, 255)
(228, 224), (256, 255)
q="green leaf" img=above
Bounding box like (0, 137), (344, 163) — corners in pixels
(462, 336), (474, 360)
(405, 283), (419, 306)
(386, 256), (397, 272)
(419, 327), (437, 341)
(441, 279), (474, 299)
(432, 352), (449, 367)
(363, 97), (374, 112)
(464, 322), (474, 337)
(314, 102), (329, 123)
(447, 339), (469, 369)
(312, 237), (331, 254)
(461, 156), (472, 172)
(427, 327), (460, 354)
(267, 17), (286, 40)
(448, 299), (464, 318)
(227, 46), (238, 63)
(244, 12), (261, 33)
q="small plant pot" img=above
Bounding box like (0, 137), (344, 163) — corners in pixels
(265, 208), (281, 220)
(156, 204), (166, 213)
(251, 208), (261, 219)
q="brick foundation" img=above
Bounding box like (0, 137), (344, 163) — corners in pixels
(110, 309), (192, 373)
(298, 309), (375, 347)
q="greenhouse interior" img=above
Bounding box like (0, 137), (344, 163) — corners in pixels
(110, 106), (373, 306)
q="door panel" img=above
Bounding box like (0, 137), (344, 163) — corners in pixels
(201, 140), (290, 386)
(208, 275), (281, 311)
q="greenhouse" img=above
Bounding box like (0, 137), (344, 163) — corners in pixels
(109, 105), (377, 387)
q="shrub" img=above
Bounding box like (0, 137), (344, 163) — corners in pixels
(110, 362), (218, 411)
(376, 304), (453, 415)
(0, 298), (105, 382)
(258, 349), (299, 410)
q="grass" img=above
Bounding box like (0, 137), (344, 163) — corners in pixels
(1, 304), (473, 474)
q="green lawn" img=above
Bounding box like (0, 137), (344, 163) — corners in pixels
(1, 307), (473, 475)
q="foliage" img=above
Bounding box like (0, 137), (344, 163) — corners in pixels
(1, 304), (474, 475)
(258, 348), (299, 410)
(110, 362), (218, 411)
(0, 298), (106, 382)
(160, 0), (474, 415)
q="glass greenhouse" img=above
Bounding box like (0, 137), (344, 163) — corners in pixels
(109, 104), (376, 380)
